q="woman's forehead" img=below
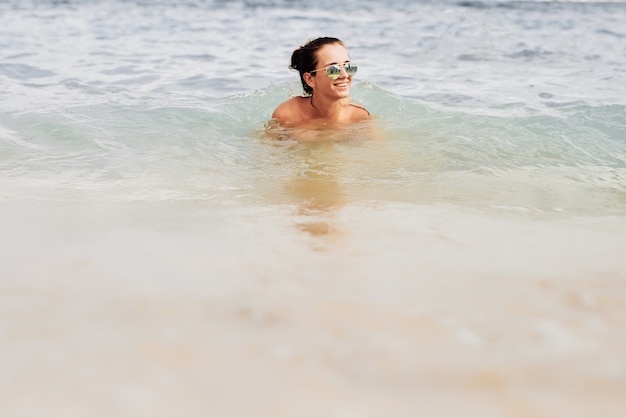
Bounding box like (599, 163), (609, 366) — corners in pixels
(316, 44), (350, 65)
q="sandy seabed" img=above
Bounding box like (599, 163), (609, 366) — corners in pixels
(1, 200), (625, 418)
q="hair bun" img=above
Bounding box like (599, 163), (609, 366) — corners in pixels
(290, 49), (302, 71)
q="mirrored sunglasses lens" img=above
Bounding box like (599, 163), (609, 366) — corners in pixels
(326, 65), (341, 79)
(345, 63), (357, 76)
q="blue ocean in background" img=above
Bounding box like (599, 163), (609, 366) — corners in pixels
(1, 1), (626, 417)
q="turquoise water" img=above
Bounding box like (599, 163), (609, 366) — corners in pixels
(2, 82), (624, 214)
(1, 1), (626, 418)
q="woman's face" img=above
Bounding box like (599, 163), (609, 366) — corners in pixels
(307, 43), (352, 99)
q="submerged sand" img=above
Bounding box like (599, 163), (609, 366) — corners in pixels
(1, 200), (625, 418)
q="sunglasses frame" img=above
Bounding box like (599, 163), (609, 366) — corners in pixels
(309, 62), (358, 80)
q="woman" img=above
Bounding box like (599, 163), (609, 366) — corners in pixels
(271, 37), (370, 128)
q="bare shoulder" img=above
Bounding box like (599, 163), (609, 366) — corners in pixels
(271, 97), (307, 125)
(349, 103), (371, 121)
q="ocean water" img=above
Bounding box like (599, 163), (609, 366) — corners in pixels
(1, 1), (626, 417)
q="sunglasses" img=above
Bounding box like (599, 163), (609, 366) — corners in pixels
(309, 62), (358, 80)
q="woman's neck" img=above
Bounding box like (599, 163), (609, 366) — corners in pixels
(310, 95), (349, 119)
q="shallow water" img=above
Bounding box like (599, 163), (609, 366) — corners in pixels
(1, 1), (626, 417)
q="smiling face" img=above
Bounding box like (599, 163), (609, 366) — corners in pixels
(305, 43), (352, 99)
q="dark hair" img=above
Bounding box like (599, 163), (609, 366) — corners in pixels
(290, 37), (344, 96)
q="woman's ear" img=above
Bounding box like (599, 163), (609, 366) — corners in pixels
(303, 72), (316, 90)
